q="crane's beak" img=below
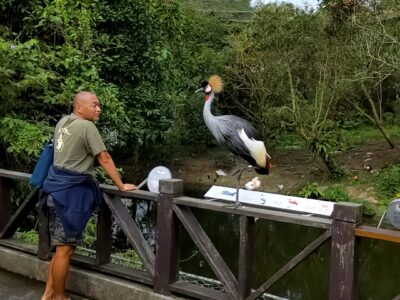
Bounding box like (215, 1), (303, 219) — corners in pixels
(195, 87), (204, 94)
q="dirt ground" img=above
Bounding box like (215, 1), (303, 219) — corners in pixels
(160, 139), (400, 202)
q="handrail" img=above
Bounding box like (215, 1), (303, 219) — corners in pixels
(0, 169), (31, 180)
(0, 168), (159, 202)
(355, 225), (400, 243)
(175, 196), (333, 229)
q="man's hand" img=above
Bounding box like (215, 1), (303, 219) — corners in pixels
(119, 183), (137, 191)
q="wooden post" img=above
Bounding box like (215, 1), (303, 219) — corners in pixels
(238, 216), (256, 300)
(154, 179), (183, 295)
(96, 195), (113, 265)
(329, 202), (362, 300)
(0, 177), (12, 235)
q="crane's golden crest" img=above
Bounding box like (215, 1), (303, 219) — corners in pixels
(208, 75), (223, 93)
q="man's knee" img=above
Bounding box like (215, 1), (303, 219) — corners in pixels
(55, 245), (75, 258)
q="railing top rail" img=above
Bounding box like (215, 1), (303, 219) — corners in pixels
(101, 185), (159, 201)
(355, 225), (400, 243)
(0, 169), (31, 181)
(0, 168), (159, 202)
(174, 196), (332, 229)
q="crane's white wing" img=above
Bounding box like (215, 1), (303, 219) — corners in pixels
(238, 129), (270, 167)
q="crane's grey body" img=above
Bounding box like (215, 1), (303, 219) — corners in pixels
(197, 77), (271, 208)
(203, 91), (259, 166)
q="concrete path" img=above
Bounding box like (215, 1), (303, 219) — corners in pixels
(0, 269), (89, 300)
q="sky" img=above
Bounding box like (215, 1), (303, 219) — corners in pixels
(251, 0), (319, 9)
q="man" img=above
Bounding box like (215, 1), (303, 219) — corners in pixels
(41, 91), (136, 300)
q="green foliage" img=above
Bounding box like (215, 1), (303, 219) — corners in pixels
(16, 229), (39, 244)
(287, 67), (345, 177)
(376, 165), (400, 202)
(360, 200), (376, 217)
(274, 133), (304, 150)
(185, 0), (252, 11)
(81, 216), (97, 249)
(1, 0), (400, 172)
(0, 117), (51, 169)
(322, 185), (351, 202)
(94, 166), (123, 185)
(112, 249), (142, 269)
(297, 183), (376, 217)
(0, 0), (200, 167)
(297, 182), (324, 199)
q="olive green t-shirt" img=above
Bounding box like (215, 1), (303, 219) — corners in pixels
(53, 114), (107, 175)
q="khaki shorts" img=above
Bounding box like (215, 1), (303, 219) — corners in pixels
(48, 196), (83, 246)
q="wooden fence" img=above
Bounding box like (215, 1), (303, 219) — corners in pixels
(0, 168), (399, 300)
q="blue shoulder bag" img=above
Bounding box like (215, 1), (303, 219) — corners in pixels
(30, 117), (74, 189)
(30, 141), (54, 189)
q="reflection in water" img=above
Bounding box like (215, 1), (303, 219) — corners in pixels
(179, 209), (330, 300)
(358, 239), (400, 300)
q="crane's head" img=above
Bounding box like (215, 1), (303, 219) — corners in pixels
(195, 75), (223, 95)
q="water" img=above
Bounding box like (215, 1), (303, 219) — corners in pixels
(176, 206), (400, 300)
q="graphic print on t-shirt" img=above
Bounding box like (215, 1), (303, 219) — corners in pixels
(56, 126), (71, 153)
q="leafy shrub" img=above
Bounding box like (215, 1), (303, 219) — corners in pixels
(360, 200), (376, 217)
(297, 182), (323, 199)
(376, 165), (400, 201)
(81, 216), (97, 250)
(16, 229), (39, 245)
(323, 185), (352, 202)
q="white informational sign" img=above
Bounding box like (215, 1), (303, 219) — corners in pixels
(204, 186), (334, 216)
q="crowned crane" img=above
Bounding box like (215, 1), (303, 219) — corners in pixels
(195, 75), (272, 208)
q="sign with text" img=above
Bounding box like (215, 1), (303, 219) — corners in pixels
(204, 186), (334, 216)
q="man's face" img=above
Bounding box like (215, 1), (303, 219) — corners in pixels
(79, 95), (101, 121)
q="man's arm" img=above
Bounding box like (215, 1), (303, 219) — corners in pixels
(96, 151), (137, 191)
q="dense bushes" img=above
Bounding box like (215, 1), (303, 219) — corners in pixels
(0, 0), (230, 169)
(0, 0), (399, 174)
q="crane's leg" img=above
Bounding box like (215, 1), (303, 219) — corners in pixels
(234, 167), (246, 208)
(225, 167), (249, 209)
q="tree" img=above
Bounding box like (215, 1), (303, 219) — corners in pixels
(224, 4), (327, 139)
(343, 11), (400, 148)
(287, 67), (344, 178)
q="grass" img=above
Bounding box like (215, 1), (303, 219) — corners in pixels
(274, 124), (400, 151)
(340, 125), (400, 147)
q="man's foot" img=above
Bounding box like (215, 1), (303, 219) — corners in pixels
(40, 290), (53, 300)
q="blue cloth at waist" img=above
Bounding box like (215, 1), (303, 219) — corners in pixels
(42, 166), (101, 238)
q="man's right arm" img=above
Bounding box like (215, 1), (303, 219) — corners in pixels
(96, 151), (137, 191)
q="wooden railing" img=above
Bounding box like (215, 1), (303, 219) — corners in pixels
(0, 168), (399, 300)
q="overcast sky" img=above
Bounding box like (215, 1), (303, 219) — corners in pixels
(251, 0), (319, 9)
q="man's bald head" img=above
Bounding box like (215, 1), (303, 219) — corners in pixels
(72, 91), (101, 121)
(73, 91), (97, 108)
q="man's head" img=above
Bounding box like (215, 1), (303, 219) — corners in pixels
(73, 91), (101, 121)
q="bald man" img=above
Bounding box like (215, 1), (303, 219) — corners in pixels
(41, 92), (136, 300)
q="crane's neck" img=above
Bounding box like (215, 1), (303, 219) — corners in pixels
(202, 91), (224, 143)
(203, 92), (215, 122)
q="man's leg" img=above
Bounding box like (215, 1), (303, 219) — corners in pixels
(41, 256), (55, 300)
(52, 245), (75, 300)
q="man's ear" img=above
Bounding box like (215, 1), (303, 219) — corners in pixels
(74, 103), (81, 113)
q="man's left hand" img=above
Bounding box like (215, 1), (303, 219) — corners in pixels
(119, 183), (137, 191)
